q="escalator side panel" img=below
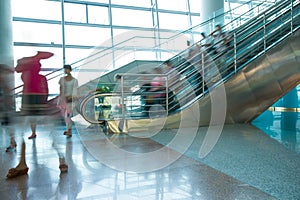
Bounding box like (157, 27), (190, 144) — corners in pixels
(224, 71), (260, 123)
(225, 29), (300, 123)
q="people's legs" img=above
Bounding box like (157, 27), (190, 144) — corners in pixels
(15, 140), (27, 169)
(6, 115), (33, 178)
(52, 131), (68, 173)
(6, 139), (29, 178)
(63, 102), (72, 137)
(5, 127), (17, 152)
(28, 122), (37, 139)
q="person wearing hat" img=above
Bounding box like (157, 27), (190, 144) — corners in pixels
(58, 64), (79, 138)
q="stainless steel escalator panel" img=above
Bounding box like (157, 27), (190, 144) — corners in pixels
(244, 56), (283, 113)
(224, 72), (259, 123)
(80, 32), (300, 130)
(119, 30), (300, 128)
(78, 1), (300, 133)
(225, 30), (300, 123)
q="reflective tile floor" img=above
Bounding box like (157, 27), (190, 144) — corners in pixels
(0, 110), (299, 200)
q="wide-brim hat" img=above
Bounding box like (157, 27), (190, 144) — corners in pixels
(35, 51), (54, 59)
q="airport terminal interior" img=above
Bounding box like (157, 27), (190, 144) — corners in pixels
(0, 0), (300, 199)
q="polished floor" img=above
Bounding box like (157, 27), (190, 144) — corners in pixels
(0, 110), (299, 200)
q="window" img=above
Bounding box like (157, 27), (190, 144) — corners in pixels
(156, 0), (188, 12)
(158, 13), (190, 30)
(65, 48), (114, 85)
(64, 3), (87, 23)
(189, 0), (201, 13)
(13, 22), (62, 44)
(111, 8), (153, 28)
(64, 25), (111, 47)
(78, 0), (109, 3)
(191, 16), (201, 27)
(12, 0), (211, 96)
(65, 48), (97, 66)
(87, 5), (109, 25)
(111, 0), (151, 7)
(12, 0), (61, 20)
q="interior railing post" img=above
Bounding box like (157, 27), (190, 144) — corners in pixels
(201, 51), (205, 93)
(165, 76), (169, 115)
(121, 76), (125, 121)
(233, 32), (237, 73)
(290, 0), (294, 34)
(263, 13), (266, 53)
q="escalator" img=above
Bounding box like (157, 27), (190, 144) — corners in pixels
(79, 0), (300, 133)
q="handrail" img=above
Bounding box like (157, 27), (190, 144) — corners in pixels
(12, 0), (275, 97)
(78, 0), (300, 123)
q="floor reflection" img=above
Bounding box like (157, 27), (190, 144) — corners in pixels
(0, 121), (279, 200)
(252, 110), (300, 154)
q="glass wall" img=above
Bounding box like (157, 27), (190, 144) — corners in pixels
(11, 0), (202, 96)
(11, 0), (255, 96)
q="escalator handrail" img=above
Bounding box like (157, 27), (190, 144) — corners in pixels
(12, 0), (275, 97)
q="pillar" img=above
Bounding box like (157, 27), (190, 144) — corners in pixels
(0, 0), (14, 66)
(0, 0), (15, 119)
(199, 0), (224, 32)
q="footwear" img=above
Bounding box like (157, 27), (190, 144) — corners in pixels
(6, 167), (29, 178)
(59, 164), (68, 173)
(6, 146), (16, 152)
(102, 121), (108, 134)
(28, 134), (36, 139)
(64, 130), (72, 137)
(64, 132), (72, 137)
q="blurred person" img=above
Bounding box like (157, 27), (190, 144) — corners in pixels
(15, 52), (51, 139)
(210, 24), (231, 55)
(58, 64), (79, 137)
(1, 64), (16, 151)
(186, 44), (207, 95)
(149, 67), (166, 102)
(163, 61), (181, 112)
(163, 60), (183, 94)
(187, 43), (202, 69)
(144, 67), (167, 116)
(6, 140), (28, 178)
(53, 139), (82, 198)
(210, 24), (232, 79)
(6, 51), (53, 178)
(200, 32), (216, 55)
(0, 64), (14, 126)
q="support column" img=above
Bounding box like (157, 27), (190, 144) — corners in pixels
(0, 0), (14, 66)
(0, 0), (15, 120)
(199, 0), (224, 32)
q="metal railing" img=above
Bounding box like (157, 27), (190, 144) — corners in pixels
(79, 0), (300, 124)
(12, 0), (278, 113)
(13, 0), (275, 94)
